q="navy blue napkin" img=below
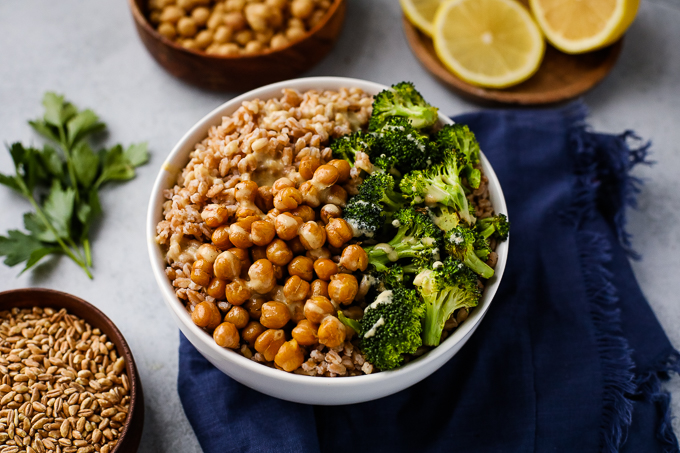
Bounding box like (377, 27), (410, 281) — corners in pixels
(177, 102), (680, 453)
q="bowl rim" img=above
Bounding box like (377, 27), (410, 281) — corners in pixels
(0, 287), (143, 452)
(146, 76), (509, 389)
(128, 0), (345, 60)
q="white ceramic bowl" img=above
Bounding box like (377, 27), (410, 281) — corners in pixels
(147, 77), (509, 405)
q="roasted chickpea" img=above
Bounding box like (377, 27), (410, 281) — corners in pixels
(318, 316), (346, 348)
(248, 259), (277, 294)
(299, 155), (321, 180)
(287, 236), (306, 255)
(224, 306), (249, 329)
(190, 259), (212, 287)
(177, 16), (198, 38)
(326, 185), (348, 206)
(325, 218), (353, 248)
(274, 339), (305, 372)
(224, 11), (247, 31)
(254, 329), (286, 362)
(306, 247), (331, 261)
(328, 159), (351, 184)
(274, 187), (303, 211)
(225, 278), (251, 305)
(157, 22), (177, 39)
(250, 245), (267, 262)
(191, 6), (211, 26)
(299, 181), (320, 207)
(213, 251), (241, 281)
(242, 321), (266, 346)
(313, 165), (339, 188)
(195, 29), (214, 49)
(298, 221), (326, 250)
(273, 264), (284, 280)
(290, 205), (315, 222)
(244, 296), (266, 319)
(303, 296), (335, 324)
(310, 279), (329, 298)
(328, 273), (359, 306)
(213, 322), (240, 349)
(275, 213), (303, 240)
(260, 301), (291, 329)
(235, 180), (258, 203)
(229, 221), (253, 249)
(286, 25), (306, 41)
(255, 186), (274, 212)
(192, 301), (222, 330)
(291, 319), (318, 346)
(227, 247), (251, 278)
(197, 243), (220, 264)
(270, 33), (289, 49)
(160, 5), (184, 23)
(320, 204), (342, 224)
(212, 225), (233, 250)
(251, 220), (276, 246)
(339, 244), (368, 271)
(283, 275), (310, 301)
(265, 239), (294, 266)
(272, 177), (295, 194)
(288, 256), (314, 281)
(206, 277), (227, 300)
(313, 258), (338, 281)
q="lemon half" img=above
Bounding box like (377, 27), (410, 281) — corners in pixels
(433, 0), (545, 89)
(400, 0), (444, 36)
(530, 0), (639, 54)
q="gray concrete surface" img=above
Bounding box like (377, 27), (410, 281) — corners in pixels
(0, 0), (678, 451)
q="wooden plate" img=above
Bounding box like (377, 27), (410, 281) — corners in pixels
(402, 16), (623, 105)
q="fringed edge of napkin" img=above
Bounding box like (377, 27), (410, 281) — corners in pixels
(568, 102), (679, 453)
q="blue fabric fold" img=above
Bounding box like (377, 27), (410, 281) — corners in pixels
(177, 102), (680, 453)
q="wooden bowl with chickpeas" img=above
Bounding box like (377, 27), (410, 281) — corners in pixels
(146, 77), (510, 405)
(128, 0), (346, 91)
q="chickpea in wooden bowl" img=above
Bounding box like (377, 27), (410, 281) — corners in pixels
(128, 0), (346, 90)
(147, 77), (509, 404)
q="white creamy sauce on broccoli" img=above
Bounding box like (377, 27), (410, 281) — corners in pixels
(364, 290), (393, 314)
(347, 218), (375, 238)
(374, 243), (398, 261)
(363, 317), (385, 339)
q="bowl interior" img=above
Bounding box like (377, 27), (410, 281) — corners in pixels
(147, 76), (509, 398)
(0, 288), (145, 452)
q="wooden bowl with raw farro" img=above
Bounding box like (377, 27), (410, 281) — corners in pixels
(128, 0), (347, 91)
(146, 76), (509, 405)
(0, 288), (144, 453)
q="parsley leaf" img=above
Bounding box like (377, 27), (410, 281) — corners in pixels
(0, 92), (148, 279)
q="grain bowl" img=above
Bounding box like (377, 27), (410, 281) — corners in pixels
(147, 77), (509, 404)
(0, 288), (144, 453)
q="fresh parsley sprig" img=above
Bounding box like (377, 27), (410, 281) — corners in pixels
(0, 93), (149, 278)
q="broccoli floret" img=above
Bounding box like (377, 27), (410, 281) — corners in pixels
(476, 214), (510, 240)
(357, 172), (406, 213)
(414, 258), (482, 346)
(342, 196), (384, 239)
(364, 208), (442, 272)
(338, 311), (361, 335)
(369, 82), (439, 131)
(436, 124), (482, 189)
(373, 117), (440, 173)
(474, 234), (492, 261)
(399, 147), (476, 225)
(444, 226), (495, 279)
(360, 265), (406, 304)
(428, 205), (460, 231)
(358, 286), (426, 371)
(331, 131), (377, 167)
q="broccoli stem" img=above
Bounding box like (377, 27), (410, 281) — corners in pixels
(463, 252), (494, 279)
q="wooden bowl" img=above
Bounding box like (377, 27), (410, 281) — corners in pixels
(403, 16), (623, 105)
(128, 0), (347, 91)
(0, 288), (144, 453)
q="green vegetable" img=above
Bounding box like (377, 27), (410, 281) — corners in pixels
(414, 258), (482, 347)
(444, 226), (495, 279)
(330, 131), (376, 167)
(369, 82), (438, 131)
(435, 124), (482, 189)
(364, 208), (442, 272)
(373, 116), (440, 173)
(342, 173), (406, 239)
(476, 214), (510, 240)
(0, 93), (148, 278)
(358, 286), (426, 371)
(399, 144), (476, 225)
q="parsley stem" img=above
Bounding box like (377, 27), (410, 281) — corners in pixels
(83, 239), (92, 267)
(23, 187), (92, 279)
(58, 134), (81, 205)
